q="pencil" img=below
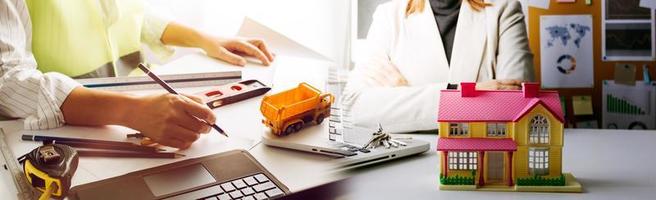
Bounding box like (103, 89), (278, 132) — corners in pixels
(46, 139), (162, 153)
(137, 63), (228, 137)
(77, 150), (184, 159)
(22, 134), (161, 152)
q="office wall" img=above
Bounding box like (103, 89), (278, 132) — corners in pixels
(144, 0), (350, 67)
(527, 0), (656, 126)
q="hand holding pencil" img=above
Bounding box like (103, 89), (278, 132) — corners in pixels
(122, 63), (227, 150)
(124, 93), (216, 149)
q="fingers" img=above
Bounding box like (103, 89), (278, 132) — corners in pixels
(169, 124), (201, 142)
(174, 113), (211, 134)
(216, 48), (247, 66)
(181, 94), (204, 104)
(361, 58), (407, 87)
(498, 79), (522, 86)
(363, 67), (393, 87)
(375, 59), (408, 86)
(248, 39), (274, 62)
(158, 124), (205, 149)
(236, 41), (271, 66)
(497, 79), (522, 90)
(174, 96), (217, 125)
(499, 85), (521, 90)
(476, 80), (523, 90)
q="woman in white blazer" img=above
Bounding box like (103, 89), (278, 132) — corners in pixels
(343, 0), (534, 133)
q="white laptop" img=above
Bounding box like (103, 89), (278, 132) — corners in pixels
(261, 122), (430, 170)
(261, 61), (430, 170)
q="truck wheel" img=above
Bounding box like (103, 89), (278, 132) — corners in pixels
(293, 122), (304, 132)
(284, 125), (295, 135)
(315, 114), (325, 124)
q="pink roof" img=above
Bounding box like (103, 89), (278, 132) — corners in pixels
(437, 83), (564, 123)
(437, 138), (517, 151)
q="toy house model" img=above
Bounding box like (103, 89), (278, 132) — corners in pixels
(436, 82), (581, 192)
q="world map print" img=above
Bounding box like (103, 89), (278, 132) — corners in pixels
(540, 15), (593, 88)
(545, 23), (591, 48)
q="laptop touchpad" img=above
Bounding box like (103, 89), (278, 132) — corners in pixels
(143, 164), (216, 197)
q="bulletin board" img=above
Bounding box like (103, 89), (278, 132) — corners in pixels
(527, 0), (656, 127)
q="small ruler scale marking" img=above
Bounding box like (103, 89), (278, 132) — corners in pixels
(76, 71), (241, 91)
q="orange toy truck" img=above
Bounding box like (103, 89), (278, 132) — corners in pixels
(260, 83), (334, 135)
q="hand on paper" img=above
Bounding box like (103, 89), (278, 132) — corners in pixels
(160, 22), (273, 66)
(475, 79), (522, 90)
(201, 36), (274, 67)
(129, 93), (215, 149)
(360, 55), (409, 87)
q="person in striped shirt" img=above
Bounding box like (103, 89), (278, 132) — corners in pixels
(0, 0), (273, 149)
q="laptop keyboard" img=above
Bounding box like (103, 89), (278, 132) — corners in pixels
(163, 173), (284, 200)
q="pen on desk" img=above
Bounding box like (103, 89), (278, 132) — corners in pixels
(46, 139), (163, 153)
(76, 150), (184, 159)
(137, 63), (228, 137)
(22, 134), (161, 152)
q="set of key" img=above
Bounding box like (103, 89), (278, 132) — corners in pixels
(363, 124), (408, 149)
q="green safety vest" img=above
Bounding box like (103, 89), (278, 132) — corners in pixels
(26, 0), (144, 77)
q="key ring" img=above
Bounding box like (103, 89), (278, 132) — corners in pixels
(363, 124), (408, 149)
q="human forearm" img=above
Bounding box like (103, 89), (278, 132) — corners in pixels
(60, 87), (216, 149)
(160, 22), (208, 49)
(60, 87), (140, 127)
(159, 22), (273, 66)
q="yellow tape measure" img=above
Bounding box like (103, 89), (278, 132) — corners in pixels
(21, 144), (78, 200)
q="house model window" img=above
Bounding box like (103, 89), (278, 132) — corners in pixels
(529, 115), (549, 144)
(448, 152), (478, 170)
(449, 123), (469, 136)
(487, 123), (507, 137)
(529, 148), (549, 175)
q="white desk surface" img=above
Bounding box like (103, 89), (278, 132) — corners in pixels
(0, 55), (343, 200)
(341, 129), (656, 200)
(2, 54), (656, 199)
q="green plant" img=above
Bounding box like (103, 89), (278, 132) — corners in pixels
(439, 170), (476, 185)
(516, 174), (565, 186)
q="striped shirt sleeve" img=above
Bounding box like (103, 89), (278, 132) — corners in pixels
(0, 0), (81, 130)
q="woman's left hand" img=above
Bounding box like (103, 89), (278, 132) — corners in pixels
(359, 55), (409, 87)
(475, 79), (522, 90)
(201, 36), (274, 66)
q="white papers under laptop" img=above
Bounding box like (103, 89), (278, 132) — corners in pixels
(152, 52), (275, 86)
(238, 17), (332, 62)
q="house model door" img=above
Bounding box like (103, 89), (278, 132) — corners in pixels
(487, 152), (505, 184)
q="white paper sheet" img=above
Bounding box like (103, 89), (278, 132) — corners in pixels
(237, 17), (332, 62)
(540, 15), (594, 88)
(602, 80), (656, 129)
(270, 56), (331, 93)
(153, 52), (276, 86)
(153, 52), (331, 93)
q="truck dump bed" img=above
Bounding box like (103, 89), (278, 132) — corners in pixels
(261, 83), (321, 122)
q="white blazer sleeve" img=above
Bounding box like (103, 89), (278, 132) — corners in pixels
(342, 4), (446, 133)
(494, 0), (534, 81)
